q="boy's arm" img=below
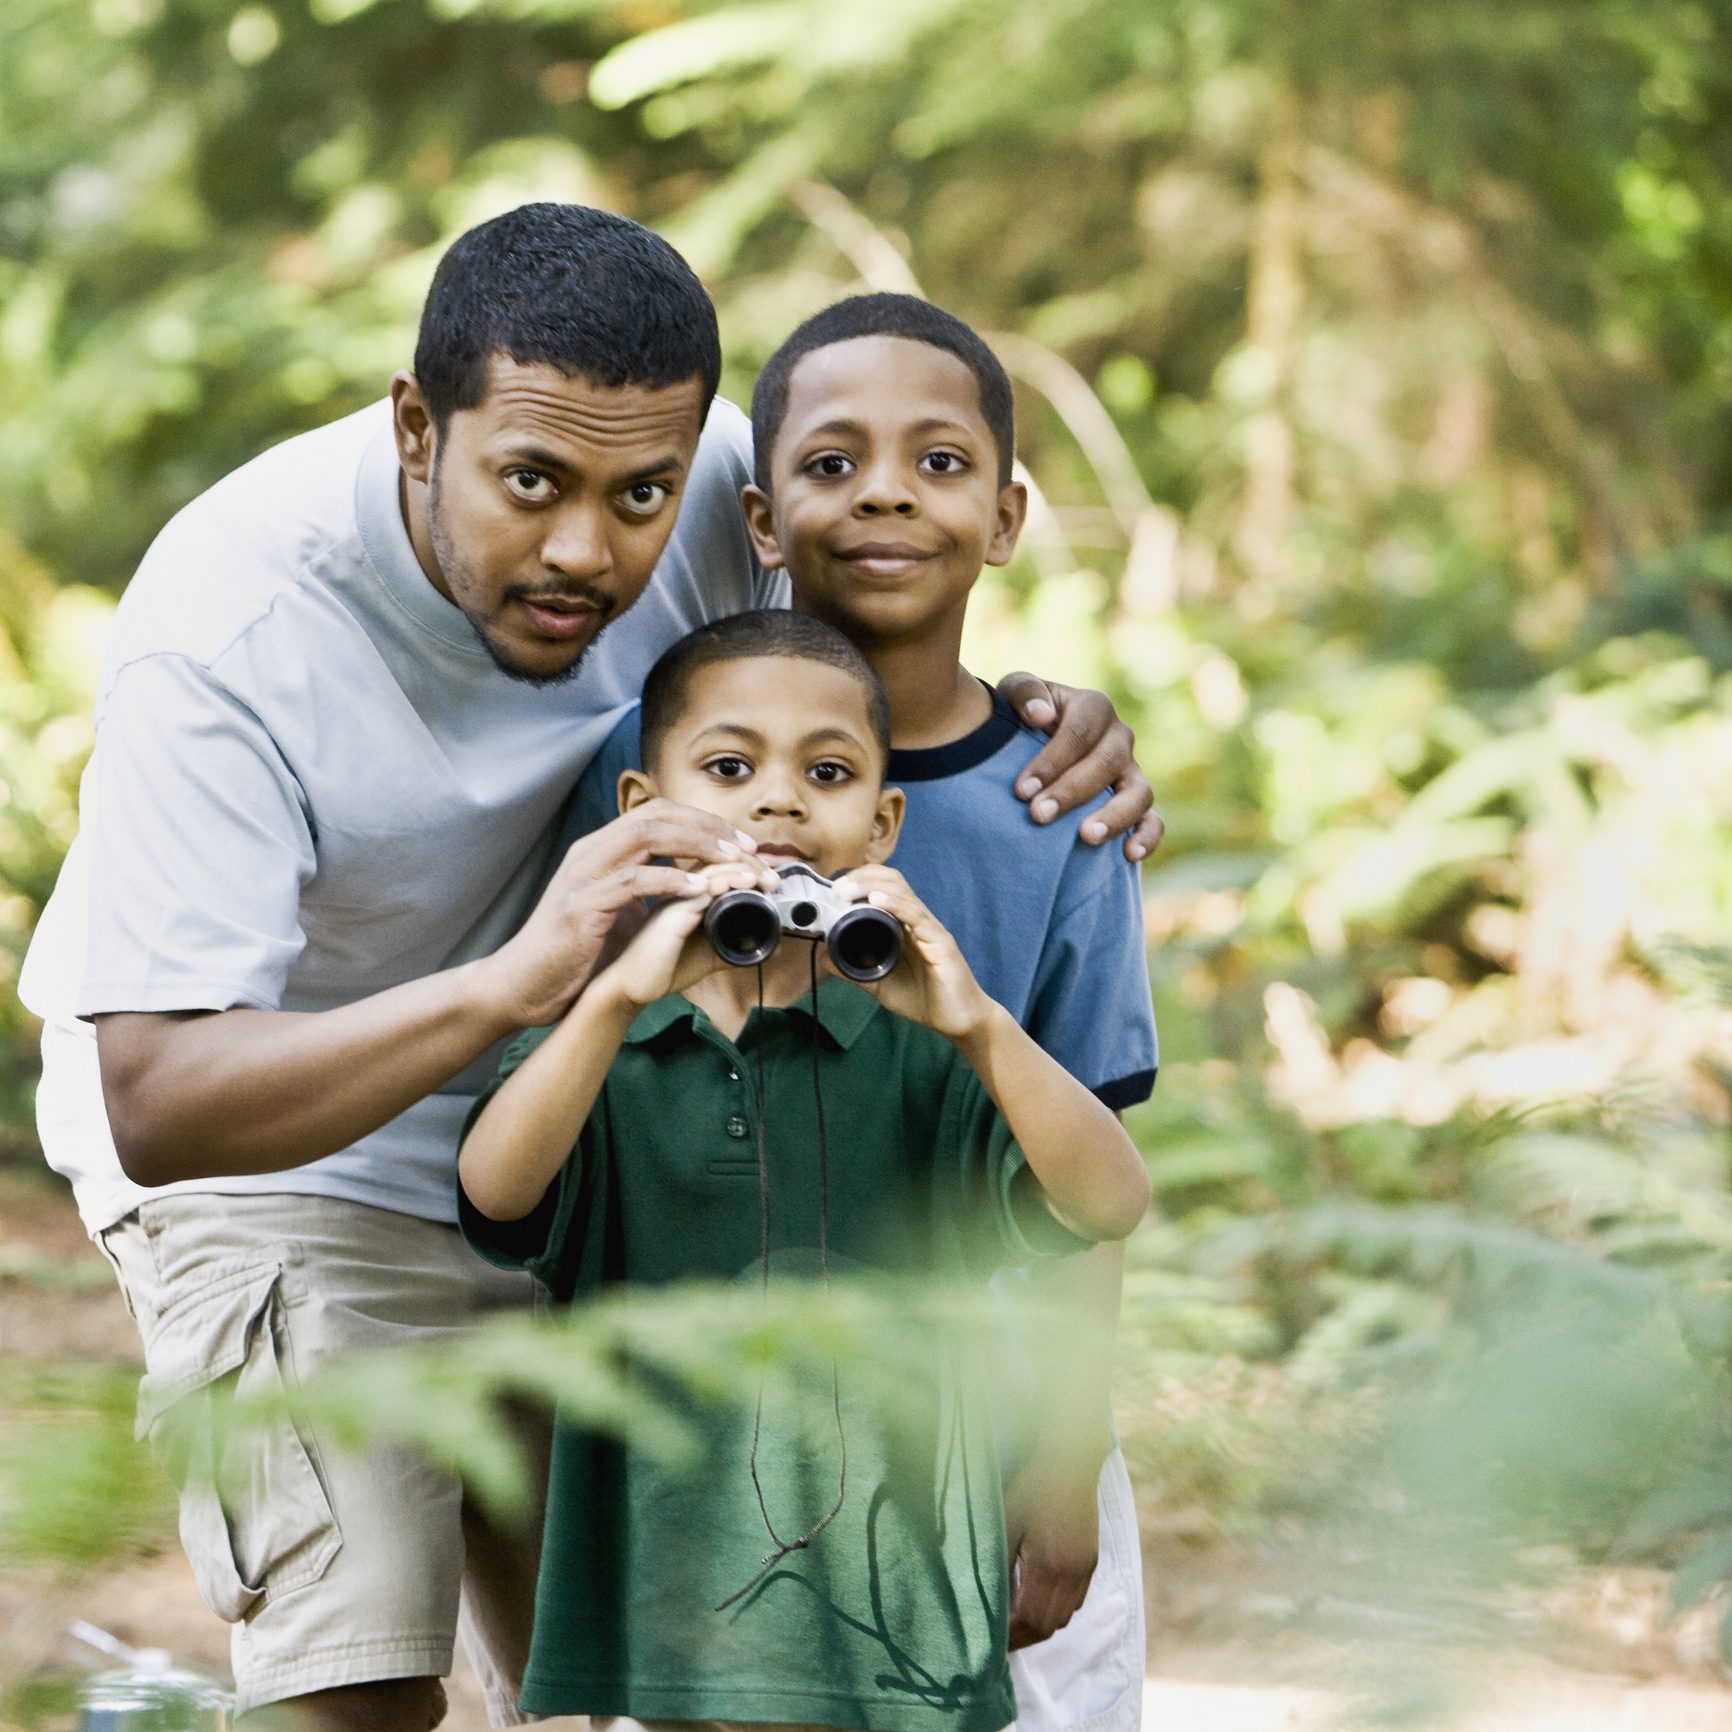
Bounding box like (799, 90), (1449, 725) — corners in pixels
(460, 862), (755, 1221)
(1004, 1240), (1122, 1649)
(838, 867), (1151, 1243)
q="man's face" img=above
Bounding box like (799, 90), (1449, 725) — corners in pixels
(398, 356), (707, 684)
(627, 656), (903, 878)
(742, 335), (1024, 648)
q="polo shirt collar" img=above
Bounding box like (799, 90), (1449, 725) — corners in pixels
(623, 979), (881, 1051)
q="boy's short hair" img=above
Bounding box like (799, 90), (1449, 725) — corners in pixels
(750, 293), (1015, 491)
(414, 203), (721, 430)
(640, 610), (894, 770)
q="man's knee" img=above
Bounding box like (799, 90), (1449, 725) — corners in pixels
(251, 1677), (446, 1732)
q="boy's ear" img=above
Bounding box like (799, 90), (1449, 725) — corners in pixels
(740, 485), (787, 571)
(863, 784), (905, 865)
(617, 767), (658, 816)
(984, 478), (1029, 569)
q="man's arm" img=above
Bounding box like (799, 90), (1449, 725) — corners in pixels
(996, 673), (1164, 861)
(98, 803), (772, 1185)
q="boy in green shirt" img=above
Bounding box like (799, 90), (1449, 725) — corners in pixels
(459, 609), (1150, 1731)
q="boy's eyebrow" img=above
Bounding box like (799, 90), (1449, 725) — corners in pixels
(687, 721), (871, 753)
(797, 415), (979, 444)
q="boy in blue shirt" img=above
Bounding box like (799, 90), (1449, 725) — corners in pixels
(568, 295), (1157, 1730)
(459, 609), (1151, 1729)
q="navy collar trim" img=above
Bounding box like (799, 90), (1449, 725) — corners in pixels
(886, 687), (1021, 783)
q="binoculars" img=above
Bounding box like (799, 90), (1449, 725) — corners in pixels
(705, 863), (903, 983)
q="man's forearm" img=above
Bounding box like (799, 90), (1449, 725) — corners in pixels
(95, 958), (519, 1185)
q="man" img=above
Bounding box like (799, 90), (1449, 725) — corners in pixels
(22, 203), (1160, 1731)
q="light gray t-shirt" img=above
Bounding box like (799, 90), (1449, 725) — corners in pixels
(21, 396), (788, 1234)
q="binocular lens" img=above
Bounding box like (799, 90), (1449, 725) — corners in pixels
(705, 891), (780, 967)
(827, 905), (902, 982)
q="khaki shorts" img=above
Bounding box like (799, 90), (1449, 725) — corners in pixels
(101, 1192), (546, 1724)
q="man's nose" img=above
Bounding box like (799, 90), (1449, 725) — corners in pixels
(541, 503), (612, 579)
(853, 459), (918, 517)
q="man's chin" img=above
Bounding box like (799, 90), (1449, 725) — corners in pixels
(471, 622), (600, 687)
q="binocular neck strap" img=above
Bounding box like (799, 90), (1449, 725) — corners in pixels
(716, 946), (848, 1613)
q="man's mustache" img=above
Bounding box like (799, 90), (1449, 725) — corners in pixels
(501, 580), (617, 617)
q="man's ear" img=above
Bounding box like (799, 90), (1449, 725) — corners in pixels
(617, 768), (658, 817)
(864, 785), (906, 864)
(740, 485), (787, 571)
(984, 478), (1029, 569)
(391, 371), (436, 485)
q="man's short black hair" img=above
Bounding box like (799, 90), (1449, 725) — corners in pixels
(640, 610), (893, 771)
(414, 203), (721, 428)
(750, 293), (1015, 491)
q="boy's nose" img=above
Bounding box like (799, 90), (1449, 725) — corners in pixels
(752, 775), (806, 817)
(853, 462), (918, 516)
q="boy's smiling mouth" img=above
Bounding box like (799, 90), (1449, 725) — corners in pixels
(838, 540), (937, 577)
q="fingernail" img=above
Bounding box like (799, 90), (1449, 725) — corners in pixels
(717, 839), (742, 858)
(734, 829), (758, 850)
(1130, 842), (1147, 861)
(686, 873), (706, 891)
(1033, 798), (1058, 822)
(1017, 777), (1042, 798)
(1082, 820), (1105, 843)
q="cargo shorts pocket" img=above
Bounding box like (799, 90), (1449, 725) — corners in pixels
(135, 1262), (341, 1623)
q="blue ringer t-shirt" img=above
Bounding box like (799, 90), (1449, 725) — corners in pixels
(560, 689), (1157, 1109)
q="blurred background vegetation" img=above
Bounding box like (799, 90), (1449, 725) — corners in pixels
(5, 0), (1732, 1720)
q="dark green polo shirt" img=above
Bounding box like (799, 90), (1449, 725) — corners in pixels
(459, 979), (1090, 1732)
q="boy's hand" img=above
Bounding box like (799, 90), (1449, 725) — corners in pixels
(597, 861), (764, 1013)
(832, 866), (996, 1042)
(476, 800), (774, 1029)
(996, 673), (1164, 863)
(1004, 1456), (1099, 1649)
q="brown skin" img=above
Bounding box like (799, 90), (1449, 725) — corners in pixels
(745, 332), (1137, 1646)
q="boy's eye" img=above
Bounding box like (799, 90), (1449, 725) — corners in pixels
(619, 480), (672, 517)
(703, 755), (753, 781)
(803, 453), (855, 480)
(919, 450), (969, 476)
(808, 760), (855, 786)
(505, 469), (556, 502)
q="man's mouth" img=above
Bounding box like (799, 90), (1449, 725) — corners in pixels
(516, 594), (610, 641)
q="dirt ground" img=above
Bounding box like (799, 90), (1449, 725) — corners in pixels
(6, 1162), (1732, 1732)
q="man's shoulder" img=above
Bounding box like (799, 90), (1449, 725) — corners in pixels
(106, 402), (392, 675)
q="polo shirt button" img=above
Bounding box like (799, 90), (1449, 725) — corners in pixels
(726, 1114), (750, 1140)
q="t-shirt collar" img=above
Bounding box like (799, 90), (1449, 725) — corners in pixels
(624, 978), (881, 1051)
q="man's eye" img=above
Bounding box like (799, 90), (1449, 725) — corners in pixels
(505, 469), (555, 502)
(920, 451), (968, 475)
(809, 760), (854, 785)
(704, 755), (752, 781)
(620, 481), (671, 517)
(804, 453), (854, 479)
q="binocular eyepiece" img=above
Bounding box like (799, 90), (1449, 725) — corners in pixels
(705, 864), (903, 983)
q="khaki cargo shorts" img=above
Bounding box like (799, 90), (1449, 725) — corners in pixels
(101, 1191), (546, 1724)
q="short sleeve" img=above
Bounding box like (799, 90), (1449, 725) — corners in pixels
(457, 1023), (589, 1293)
(1027, 855), (1158, 1110)
(76, 654), (315, 1017)
(557, 706), (644, 855)
(939, 1055), (1096, 1271)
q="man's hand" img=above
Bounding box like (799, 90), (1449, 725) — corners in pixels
(476, 799), (774, 1029)
(996, 673), (1164, 863)
(1004, 1453), (1102, 1650)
